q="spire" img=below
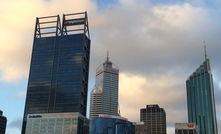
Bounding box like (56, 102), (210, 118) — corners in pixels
(103, 51), (112, 67)
(204, 41), (207, 60)
(106, 51), (109, 61)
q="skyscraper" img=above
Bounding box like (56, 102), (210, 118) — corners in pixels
(0, 110), (7, 134)
(22, 12), (90, 133)
(89, 54), (119, 119)
(186, 52), (218, 134)
(140, 105), (166, 134)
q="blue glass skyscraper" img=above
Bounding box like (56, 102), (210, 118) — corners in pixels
(186, 54), (218, 134)
(22, 12), (90, 134)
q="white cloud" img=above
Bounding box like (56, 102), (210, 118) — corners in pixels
(119, 72), (187, 123)
(0, 0), (96, 82)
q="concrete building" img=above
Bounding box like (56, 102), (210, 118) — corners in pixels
(175, 123), (199, 134)
(140, 105), (166, 134)
(90, 54), (119, 119)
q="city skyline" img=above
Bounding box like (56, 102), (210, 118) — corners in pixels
(0, 0), (221, 134)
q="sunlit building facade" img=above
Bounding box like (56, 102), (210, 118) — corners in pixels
(22, 12), (90, 134)
(186, 58), (218, 134)
(89, 55), (119, 119)
(140, 105), (166, 134)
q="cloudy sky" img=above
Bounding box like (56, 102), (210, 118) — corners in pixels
(0, 0), (221, 133)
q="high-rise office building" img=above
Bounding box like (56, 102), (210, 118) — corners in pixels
(89, 55), (119, 119)
(0, 110), (7, 134)
(140, 105), (166, 134)
(186, 53), (218, 134)
(22, 12), (90, 133)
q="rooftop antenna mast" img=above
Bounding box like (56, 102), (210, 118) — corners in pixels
(107, 51), (109, 61)
(204, 41), (207, 60)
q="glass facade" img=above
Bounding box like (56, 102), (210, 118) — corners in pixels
(22, 12), (90, 134)
(90, 57), (119, 119)
(186, 59), (218, 134)
(89, 117), (134, 134)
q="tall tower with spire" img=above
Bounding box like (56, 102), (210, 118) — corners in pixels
(186, 47), (218, 134)
(89, 53), (119, 119)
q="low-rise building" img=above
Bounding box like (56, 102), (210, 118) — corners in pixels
(134, 122), (150, 134)
(175, 123), (199, 134)
(89, 114), (134, 134)
(25, 112), (88, 134)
